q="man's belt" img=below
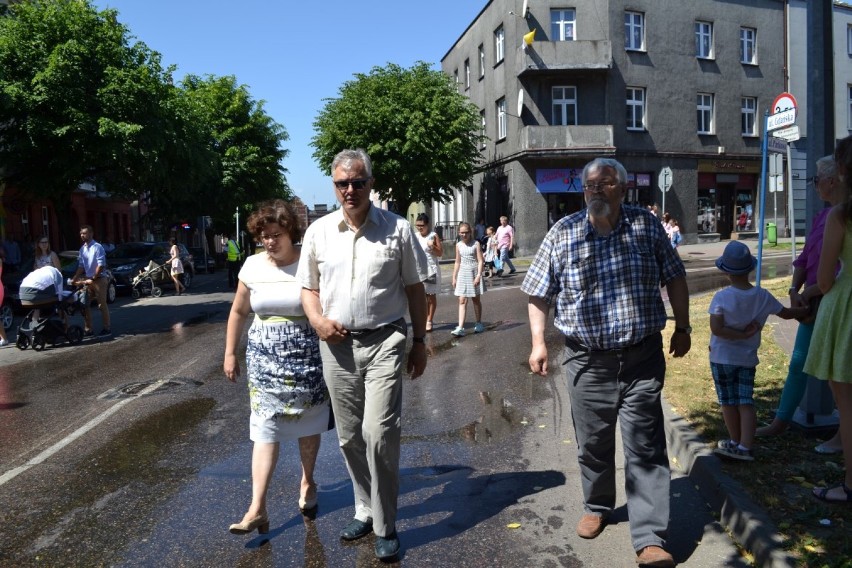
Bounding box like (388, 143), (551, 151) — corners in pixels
(565, 332), (660, 355)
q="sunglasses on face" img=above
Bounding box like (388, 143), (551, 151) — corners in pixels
(333, 178), (369, 190)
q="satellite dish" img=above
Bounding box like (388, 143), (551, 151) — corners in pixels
(517, 89), (525, 117)
(521, 0), (529, 18)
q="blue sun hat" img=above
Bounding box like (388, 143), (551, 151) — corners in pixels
(715, 241), (757, 275)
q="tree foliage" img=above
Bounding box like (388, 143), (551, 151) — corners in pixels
(312, 62), (483, 214)
(0, 0), (291, 240)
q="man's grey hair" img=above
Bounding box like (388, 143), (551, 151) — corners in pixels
(816, 154), (837, 178)
(331, 148), (373, 178)
(581, 158), (628, 186)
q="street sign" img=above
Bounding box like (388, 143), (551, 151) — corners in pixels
(773, 125), (800, 142)
(658, 166), (673, 193)
(772, 92), (798, 116)
(768, 136), (787, 153)
(767, 108), (796, 131)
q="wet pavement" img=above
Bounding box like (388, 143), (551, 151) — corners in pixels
(0, 240), (801, 566)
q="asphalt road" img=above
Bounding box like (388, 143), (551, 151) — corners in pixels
(0, 258), (791, 567)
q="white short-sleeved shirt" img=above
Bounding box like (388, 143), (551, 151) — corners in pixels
(297, 205), (429, 330)
(21, 266), (64, 297)
(709, 286), (783, 367)
(238, 253), (303, 317)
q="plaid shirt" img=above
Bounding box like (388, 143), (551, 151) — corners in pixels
(521, 205), (686, 350)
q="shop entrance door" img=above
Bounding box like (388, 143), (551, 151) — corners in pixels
(716, 184), (735, 239)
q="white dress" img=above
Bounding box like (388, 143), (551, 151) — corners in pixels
(454, 240), (485, 297)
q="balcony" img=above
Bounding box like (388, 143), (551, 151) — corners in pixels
(519, 125), (614, 155)
(516, 40), (612, 76)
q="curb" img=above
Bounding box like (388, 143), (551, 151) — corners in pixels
(663, 399), (798, 567)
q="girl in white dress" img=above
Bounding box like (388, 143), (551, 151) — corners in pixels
(451, 222), (485, 337)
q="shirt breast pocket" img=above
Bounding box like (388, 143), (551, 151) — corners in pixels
(566, 252), (596, 296)
(368, 246), (400, 281)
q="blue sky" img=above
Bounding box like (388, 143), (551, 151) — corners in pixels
(92, 0), (489, 208)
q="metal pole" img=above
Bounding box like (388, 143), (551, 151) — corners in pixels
(787, 144), (796, 262)
(756, 110), (770, 288)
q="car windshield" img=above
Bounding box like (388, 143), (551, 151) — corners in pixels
(109, 243), (153, 259)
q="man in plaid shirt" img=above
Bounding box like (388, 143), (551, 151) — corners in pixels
(522, 157), (691, 568)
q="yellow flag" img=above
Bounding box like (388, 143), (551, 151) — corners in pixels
(523, 29), (536, 46)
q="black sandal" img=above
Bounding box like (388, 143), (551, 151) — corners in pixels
(813, 482), (852, 503)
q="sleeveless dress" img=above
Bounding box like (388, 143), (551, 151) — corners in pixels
(416, 231), (441, 295)
(803, 228), (852, 383)
(454, 239), (485, 297)
(238, 253), (332, 441)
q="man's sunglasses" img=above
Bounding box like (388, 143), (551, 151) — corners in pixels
(334, 178), (369, 190)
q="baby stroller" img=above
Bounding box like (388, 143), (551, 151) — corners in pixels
(131, 261), (168, 299)
(16, 289), (86, 351)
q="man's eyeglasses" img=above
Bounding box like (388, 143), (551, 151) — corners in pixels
(582, 182), (619, 192)
(333, 178), (369, 190)
(458, 231), (470, 235)
(415, 224), (426, 228)
(260, 233), (283, 242)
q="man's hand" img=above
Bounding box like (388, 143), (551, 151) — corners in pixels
(529, 344), (549, 376)
(313, 317), (349, 344)
(407, 343), (427, 379)
(668, 332), (691, 357)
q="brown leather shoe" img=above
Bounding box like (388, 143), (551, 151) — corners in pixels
(636, 545), (675, 567)
(576, 513), (606, 539)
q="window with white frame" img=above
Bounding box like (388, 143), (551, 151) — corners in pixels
(740, 27), (757, 64)
(741, 97), (757, 136)
(478, 44), (485, 78)
(695, 21), (713, 59)
(552, 86), (577, 126)
(480, 109), (487, 148)
(497, 97), (507, 140)
(21, 210), (29, 236)
(464, 59), (470, 89)
(625, 11), (645, 51)
(697, 93), (714, 134)
(626, 87), (646, 130)
(551, 9), (576, 41)
(454, 69), (459, 91)
(495, 26), (505, 64)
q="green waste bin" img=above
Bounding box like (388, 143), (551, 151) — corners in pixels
(766, 222), (777, 245)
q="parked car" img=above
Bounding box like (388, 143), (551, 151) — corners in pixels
(108, 241), (194, 294)
(188, 247), (215, 274)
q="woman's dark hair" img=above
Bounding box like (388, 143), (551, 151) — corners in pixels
(247, 199), (302, 243)
(416, 213), (430, 224)
(834, 135), (852, 222)
(169, 237), (177, 245)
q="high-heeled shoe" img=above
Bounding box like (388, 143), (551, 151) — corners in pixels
(298, 494), (318, 513)
(228, 514), (269, 535)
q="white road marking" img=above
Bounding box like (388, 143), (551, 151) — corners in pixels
(0, 379), (166, 487)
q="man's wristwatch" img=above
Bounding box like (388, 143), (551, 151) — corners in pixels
(674, 326), (692, 335)
(412, 336), (426, 344)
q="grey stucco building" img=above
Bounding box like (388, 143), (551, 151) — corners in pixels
(440, 0), (785, 253)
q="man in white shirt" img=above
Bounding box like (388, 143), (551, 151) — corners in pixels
(298, 148), (428, 561)
(72, 225), (111, 336)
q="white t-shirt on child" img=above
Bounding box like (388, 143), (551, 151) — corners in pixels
(708, 286), (783, 367)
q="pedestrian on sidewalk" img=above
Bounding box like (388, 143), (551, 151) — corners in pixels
(524, 157), (691, 568)
(495, 215), (516, 276)
(451, 222), (485, 337)
(805, 135), (852, 503)
(757, 155), (847, 455)
(709, 241), (808, 462)
(415, 213), (443, 332)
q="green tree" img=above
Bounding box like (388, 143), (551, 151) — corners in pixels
(312, 62), (484, 214)
(180, 74), (291, 232)
(0, 0), (167, 246)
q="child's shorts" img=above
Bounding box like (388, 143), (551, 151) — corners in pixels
(710, 363), (755, 406)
